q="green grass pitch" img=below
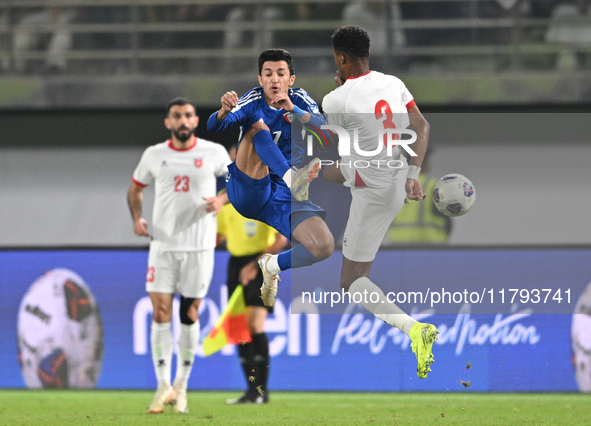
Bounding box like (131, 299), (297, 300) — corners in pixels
(0, 390), (589, 425)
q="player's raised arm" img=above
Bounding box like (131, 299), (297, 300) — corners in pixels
(207, 90), (243, 132)
(217, 91), (239, 120)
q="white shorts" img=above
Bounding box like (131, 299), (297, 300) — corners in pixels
(342, 184), (406, 262)
(146, 249), (214, 299)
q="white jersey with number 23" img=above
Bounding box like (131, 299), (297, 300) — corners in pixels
(132, 138), (231, 251)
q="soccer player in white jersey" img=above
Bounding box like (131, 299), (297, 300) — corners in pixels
(322, 26), (439, 379)
(128, 98), (231, 413)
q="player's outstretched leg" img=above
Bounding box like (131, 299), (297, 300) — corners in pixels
(259, 253), (279, 307)
(409, 322), (439, 379)
(147, 386), (176, 414)
(291, 157), (321, 201)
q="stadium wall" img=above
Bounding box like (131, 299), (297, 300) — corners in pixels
(1, 248), (589, 392)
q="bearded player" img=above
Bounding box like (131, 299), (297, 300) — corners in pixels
(128, 98), (231, 413)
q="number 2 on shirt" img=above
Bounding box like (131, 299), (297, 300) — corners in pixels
(174, 175), (189, 192)
(374, 100), (399, 146)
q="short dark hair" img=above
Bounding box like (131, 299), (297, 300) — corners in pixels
(331, 26), (370, 59)
(258, 49), (295, 76)
(165, 97), (196, 117)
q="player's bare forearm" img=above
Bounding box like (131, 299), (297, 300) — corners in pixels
(407, 105), (430, 168)
(127, 184), (144, 222)
(128, 183), (150, 236)
(216, 109), (230, 121)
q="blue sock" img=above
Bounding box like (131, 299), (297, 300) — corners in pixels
(277, 244), (318, 271)
(252, 130), (290, 178)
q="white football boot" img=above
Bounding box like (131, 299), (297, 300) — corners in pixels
(291, 158), (321, 201)
(259, 254), (279, 307)
(147, 385), (176, 414)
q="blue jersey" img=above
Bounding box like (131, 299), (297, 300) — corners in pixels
(207, 87), (321, 176)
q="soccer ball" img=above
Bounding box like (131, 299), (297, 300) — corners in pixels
(432, 174), (476, 217)
(17, 268), (103, 389)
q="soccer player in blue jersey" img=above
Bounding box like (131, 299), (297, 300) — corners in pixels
(208, 49), (333, 307)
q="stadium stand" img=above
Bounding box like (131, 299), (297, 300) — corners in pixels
(1, 0), (591, 106)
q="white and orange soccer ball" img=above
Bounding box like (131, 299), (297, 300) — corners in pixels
(432, 174), (476, 217)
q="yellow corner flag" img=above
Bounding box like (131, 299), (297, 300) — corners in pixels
(203, 285), (252, 356)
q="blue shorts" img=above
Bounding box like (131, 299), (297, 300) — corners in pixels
(226, 162), (326, 239)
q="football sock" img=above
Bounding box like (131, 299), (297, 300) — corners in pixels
(251, 333), (270, 395)
(267, 254), (282, 275)
(150, 321), (173, 389)
(174, 321), (200, 390)
(276, 244), (319, 272)
(348, 277), (416, 336)
(252, 130), (291, 180)
(282, 168), (292, 189)
(237, 342), (257, 394)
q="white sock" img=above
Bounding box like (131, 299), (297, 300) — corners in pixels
(266, 255), (281, 275)
(150, 321), (173, 389)
(173, 321), (200, 390)
(282, 169), (292, 189)
(348, 277), (416, 336)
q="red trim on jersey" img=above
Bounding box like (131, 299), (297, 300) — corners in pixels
(168, 137), (197, 151)
(405, 100), (416, 110)
(354, 170), (367, 187)
(348, 70), (372, 80)
(132, 177), (147, 187)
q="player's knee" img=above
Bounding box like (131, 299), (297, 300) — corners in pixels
(179, 296), (199, 325)
(311, 233), (334, 262)
(244, 121), (270, 141)
(152, 304), (172, 323)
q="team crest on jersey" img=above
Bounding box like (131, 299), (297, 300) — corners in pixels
(283, 112), (292, 124)
(194, 159), (203, 168)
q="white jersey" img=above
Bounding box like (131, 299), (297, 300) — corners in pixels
(322, 70), (416, 188)
(133, 137), (231, 251)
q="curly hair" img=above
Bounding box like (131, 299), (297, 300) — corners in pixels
(258, 49), (295, 76)
(331, 26), (370, 59)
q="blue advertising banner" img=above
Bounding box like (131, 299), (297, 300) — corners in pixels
(1, 248), (589, 392)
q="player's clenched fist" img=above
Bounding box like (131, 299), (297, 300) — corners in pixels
(217, 91), (239, 121)
(133, 217), (150, 237)
(221, 91), (239, 112)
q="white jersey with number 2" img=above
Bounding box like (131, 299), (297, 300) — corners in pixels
(132, 137), (231, 251)
(322, 70), (416, 188)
